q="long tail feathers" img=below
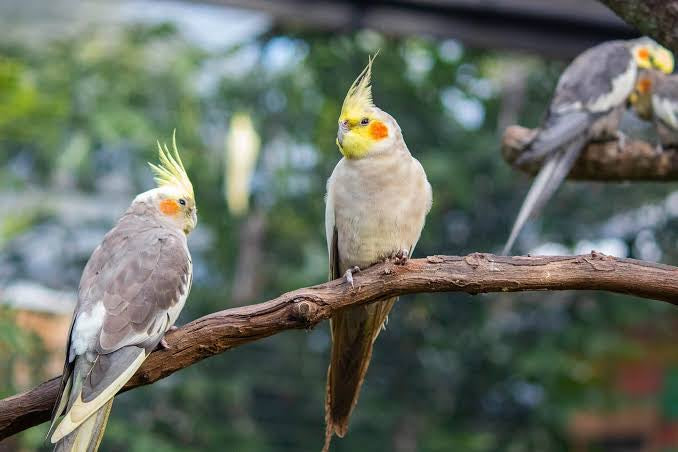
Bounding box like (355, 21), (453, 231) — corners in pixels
(515, 111), (590, 165)
(323, 298), (396, 452)
(502, 134), (588, 255)
(53, 399), (113, 452)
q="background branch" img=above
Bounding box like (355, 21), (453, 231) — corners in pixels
(598, 0), (678, 53)
(1, 252), (676, 440)
(502, 125), (678, 181)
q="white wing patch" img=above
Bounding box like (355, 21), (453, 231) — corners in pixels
(653, 95), (678, 129)
(587, 60), (636, 113)
(69, 303), (106, 361)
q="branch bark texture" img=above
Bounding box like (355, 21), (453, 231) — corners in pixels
(598, 0), (678, 54)
(1, 253), (677, 440)
(502, 125), (678, 181)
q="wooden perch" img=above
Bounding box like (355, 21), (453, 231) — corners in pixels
(1, 252), (677, 440)
(502, 125), (678, 181)
(598, 0), (678, 54)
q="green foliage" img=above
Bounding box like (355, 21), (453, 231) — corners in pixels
(0, 307), (45, 398)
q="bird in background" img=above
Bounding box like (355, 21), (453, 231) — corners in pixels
(323, 55), (432, 451)
(502, 38), (674, 255)
(48, 133), (197, 451)
(629, 69), (678, 150)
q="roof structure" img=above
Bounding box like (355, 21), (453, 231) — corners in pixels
(200, 0), (636, 57)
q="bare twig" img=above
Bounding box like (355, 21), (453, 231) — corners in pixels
(502, 125), (678, 181)
(1, 252), (677, 440)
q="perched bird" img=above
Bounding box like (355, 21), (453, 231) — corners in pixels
(323, 56), (432, 451)
(502, 38), (674, 255)
(48, 134), (197, 451)
(629, 69), (678, 150)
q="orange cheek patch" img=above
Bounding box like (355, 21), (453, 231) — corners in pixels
(369, 121), (388, 140)
(638, 78), (652, 93)
(638, 48), (650, 60)
(160, 199), (180, 216)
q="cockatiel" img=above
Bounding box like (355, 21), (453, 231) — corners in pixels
(502, 38), (674, 255)
(323, 56), (432, 451)
(48, 134), (197, 452)
(629, 69), (678, 149)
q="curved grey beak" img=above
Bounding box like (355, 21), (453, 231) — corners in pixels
(337, 121), (349, 146)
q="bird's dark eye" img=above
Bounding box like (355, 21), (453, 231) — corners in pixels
(179, 199), (186, 206)
(360, 118), (369, 126)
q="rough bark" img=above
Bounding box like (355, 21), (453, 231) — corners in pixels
(2, 252), (677, 440)
(502, 125), (678, 181)
(598, 0), (678, 54)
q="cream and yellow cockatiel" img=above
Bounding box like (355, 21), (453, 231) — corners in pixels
(630, 69), (678, 150)
(48, 134), (197, 452)
(323, 56), (432, 451)
(502, 38), (674, 255)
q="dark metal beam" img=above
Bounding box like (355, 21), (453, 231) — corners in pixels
(200, 0), (637, 58)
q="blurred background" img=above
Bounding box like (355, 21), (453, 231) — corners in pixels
(1, 1), (677, 451)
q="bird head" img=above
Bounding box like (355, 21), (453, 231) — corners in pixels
(336, 54), (398, 159)
(631, 39), (674, 74)
(148, 131), (197, 234)
(629, 70), (656, 120)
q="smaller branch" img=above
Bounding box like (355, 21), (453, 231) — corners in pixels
(1, 253), (676, 440)
(502, 125), (678, 181)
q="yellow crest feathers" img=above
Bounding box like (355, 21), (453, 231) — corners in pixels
(148, 130), (194, 200)
(340, 53), (379, 118)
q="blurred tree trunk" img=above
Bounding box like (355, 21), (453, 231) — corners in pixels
(393, 414), (421, 452)
(232, 210), (266, 305)
(598, 0), (678, 53)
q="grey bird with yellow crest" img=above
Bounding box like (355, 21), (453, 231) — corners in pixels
(629, 69), (678, 150)
(323, 56), (432, 451)
(503, 38), (674, 255)
(48, 134), (197, 451)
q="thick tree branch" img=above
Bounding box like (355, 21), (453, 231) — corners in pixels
(1, 252), (677, 440)
(598, 0), (678, 54)
(502, 125), (678, 181)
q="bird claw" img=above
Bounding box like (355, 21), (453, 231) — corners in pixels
(616, 131), (628, 151)
(393, 249), (409, 265)
(343, 266), (361, 289)
(156, 337), (170, 351)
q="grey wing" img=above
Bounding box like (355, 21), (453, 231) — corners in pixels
(51, 222), (191, 441)
(405, 158), (432, 258)
(518, 42), (633, 164)
(329, 226), (340, 281)
(96, 229), (191, 354)
(516, 110), (590, 164)
(49, 226), (134, 437)
(653, 76), (678, 131)
(552, 41), (633, 111)
(325, 172), (341, 281)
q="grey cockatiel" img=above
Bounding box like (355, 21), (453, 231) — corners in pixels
(48, 135), (197, 452)
(322, 56), (432, 451)
(630, 69), (678, 149)
(503, 38), (674, 255)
